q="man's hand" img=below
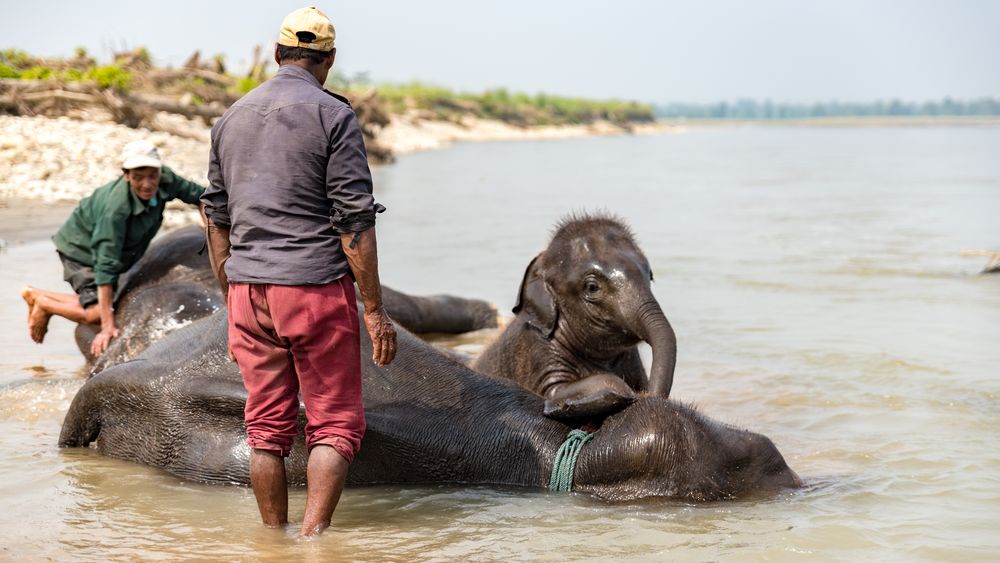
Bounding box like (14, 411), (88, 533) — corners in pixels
(90, 325), (120, 356)
(93, 284), (118, 356)
(341, 227), (396, 366)
(364, 307), (397, 367)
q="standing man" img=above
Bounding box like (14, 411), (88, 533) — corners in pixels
(23, 140), (205, 355)
(201, 6), (397, 538)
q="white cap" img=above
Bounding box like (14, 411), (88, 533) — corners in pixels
(121, 140), (162, 170)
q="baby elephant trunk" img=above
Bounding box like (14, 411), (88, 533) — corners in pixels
(635, 298), (677, 398)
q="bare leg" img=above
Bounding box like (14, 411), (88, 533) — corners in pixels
(28, 296), (100, 343)
(22, 286), (76, 321)
(249, 449), (288, 528)
(298, 445), (350, 538)
(24, 286), (81, 303)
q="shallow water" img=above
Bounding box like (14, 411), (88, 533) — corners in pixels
(1, 126), (998, 560)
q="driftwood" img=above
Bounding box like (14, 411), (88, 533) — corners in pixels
(0, 81), (225, 125)
(148, 68), (233, 88)
(247, 45), (268, 85)
(351, 89), (394, 163)
(0, 52), (393, 163)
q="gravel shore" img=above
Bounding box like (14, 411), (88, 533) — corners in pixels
(0, 113), (667, 235)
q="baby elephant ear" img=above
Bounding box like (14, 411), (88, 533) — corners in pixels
(513, 252), (559, 338)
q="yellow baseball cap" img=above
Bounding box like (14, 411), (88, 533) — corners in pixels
(278, 6), (336, 52)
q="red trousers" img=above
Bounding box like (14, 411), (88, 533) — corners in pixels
(227, 276), (364, 463)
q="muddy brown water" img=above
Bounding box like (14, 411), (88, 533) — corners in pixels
(1, 126), (998, 560)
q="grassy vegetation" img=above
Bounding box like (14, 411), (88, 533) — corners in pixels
(1, 48), (655, 127)
(359, 80), (655, 127)
(1, 48), (134, 91)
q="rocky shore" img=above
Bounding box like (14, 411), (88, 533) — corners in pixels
(0, 113), (667, 210)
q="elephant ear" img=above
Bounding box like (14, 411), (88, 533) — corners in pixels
(512, 252), (559, 338)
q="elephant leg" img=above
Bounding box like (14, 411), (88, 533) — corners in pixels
(379, 285), (498, 334)
(542, 373), (637, 422)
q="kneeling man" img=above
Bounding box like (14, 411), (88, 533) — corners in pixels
(23, 140), (206, 355)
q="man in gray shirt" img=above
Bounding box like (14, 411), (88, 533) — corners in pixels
(201, 6), (396, 538)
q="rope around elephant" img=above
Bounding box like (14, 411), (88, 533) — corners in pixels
(549, 429), (595, 492)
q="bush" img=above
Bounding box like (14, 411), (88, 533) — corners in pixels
(0, 49), (32, 68)
(236, 76), (261, 95)
(369, 80), (654, 125)
(85, 64), (133, 91)
(60, 68), (85, 81)
(0, 64), (20, 79)
(19, 66), (52, 80)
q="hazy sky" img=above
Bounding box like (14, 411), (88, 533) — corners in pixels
(3, 0), (998, 103)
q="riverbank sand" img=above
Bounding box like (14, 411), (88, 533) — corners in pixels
(0, 114), (667, 205)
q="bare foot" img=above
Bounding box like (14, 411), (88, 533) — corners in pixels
(21, 286), (36, 323)
(28, 300), (52, 343)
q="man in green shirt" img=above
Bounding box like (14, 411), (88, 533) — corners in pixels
(22, 140), (206, 355)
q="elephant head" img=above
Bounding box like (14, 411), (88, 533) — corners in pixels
(476, 213), (677, 421)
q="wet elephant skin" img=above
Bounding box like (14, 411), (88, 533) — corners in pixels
(60, 308), (800, 502)
(75, 227), (499, 375)
(474, 213), (678, 422)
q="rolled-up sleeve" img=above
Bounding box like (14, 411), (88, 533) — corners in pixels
(201, 129), (231, 228)
(91, 210), (128, 286)
(326, 107), (381, 233)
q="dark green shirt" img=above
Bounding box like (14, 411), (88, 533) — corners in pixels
(52, 166), (205, 285)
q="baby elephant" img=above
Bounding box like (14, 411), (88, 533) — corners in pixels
(474, 213), (676, 422)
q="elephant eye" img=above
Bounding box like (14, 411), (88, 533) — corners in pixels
(584, 280), (601, 294)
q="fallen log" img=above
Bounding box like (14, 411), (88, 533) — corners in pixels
(1, 76), (396, 164)
(132, 93), (226, 119)
(20, 90), (99, 104)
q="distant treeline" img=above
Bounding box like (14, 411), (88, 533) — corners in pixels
(654, 98), (1000, 119)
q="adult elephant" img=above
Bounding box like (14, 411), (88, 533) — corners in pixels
(59, 307), (800, 502)
(75, 227), (224, 373)
(75, 226), (498, 374)
(474, 213), (676, 422)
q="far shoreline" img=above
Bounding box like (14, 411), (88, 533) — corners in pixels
(2, 112), (997, 247)
(658, 115), (1000, 128)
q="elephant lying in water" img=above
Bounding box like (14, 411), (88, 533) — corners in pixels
(60, 307), (800, 501)
(75, 227), (498, 373)
(474, 213), (677, 422)
(59, 223), (800, 501)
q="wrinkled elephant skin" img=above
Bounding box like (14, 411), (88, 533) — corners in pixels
(474, 213), (678, 422)
(76, 227), (498, 374)
(60, 309), (799, 502)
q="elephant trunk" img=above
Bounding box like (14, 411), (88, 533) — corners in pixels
(635, 298), (677, 398)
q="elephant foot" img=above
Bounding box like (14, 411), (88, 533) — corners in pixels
(543, 388), (636, 422)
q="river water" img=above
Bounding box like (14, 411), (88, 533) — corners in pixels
(1, 125), (998, 560)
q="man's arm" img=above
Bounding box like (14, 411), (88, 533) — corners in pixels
(202, 131), (232, 297)
(159, 165), (206, 205)
(340, 227), (396, 367)
(89, 208), (128, 355)
(201, 129), (232, 229)
(325, 106), (396, 367)
(90, 285), (118, 356)
(201, 206), (231, 298)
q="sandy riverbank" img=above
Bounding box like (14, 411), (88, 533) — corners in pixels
(379, 111), (669, 154)
(0, 113), (670, 207)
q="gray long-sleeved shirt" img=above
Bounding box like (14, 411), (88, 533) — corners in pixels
(202, 64), (380, 285)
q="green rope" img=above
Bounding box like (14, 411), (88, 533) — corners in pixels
(548, 429), (595, 492)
